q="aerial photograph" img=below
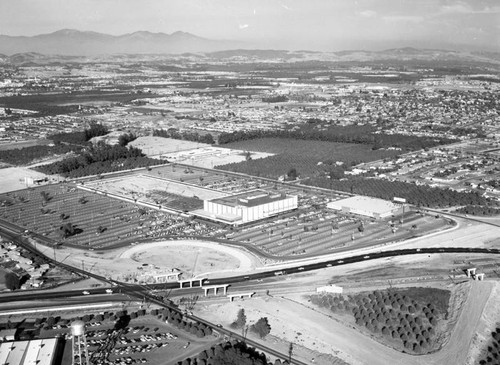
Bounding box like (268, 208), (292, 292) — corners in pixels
(0, 0), (499, 364)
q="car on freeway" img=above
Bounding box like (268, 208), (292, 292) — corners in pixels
(326, 263), (332, 267)
(337, 260), (344, 264)
(82, 291), (90, 295)
(298, 267), (305, 271)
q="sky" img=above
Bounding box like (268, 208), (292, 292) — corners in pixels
(0, 0), (499, 51)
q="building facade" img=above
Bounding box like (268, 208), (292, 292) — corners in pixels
(201, 189), (298, 225)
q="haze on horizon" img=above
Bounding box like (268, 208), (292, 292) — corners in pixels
(1, 0), (499, 52)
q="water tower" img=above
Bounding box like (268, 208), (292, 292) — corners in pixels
(71, 320), (89, 365)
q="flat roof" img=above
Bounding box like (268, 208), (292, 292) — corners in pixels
(210, 189), (288, 208)
(328, 196), (399, 214)
(0, 342), (13, 365)
(0, 338), (58, 365)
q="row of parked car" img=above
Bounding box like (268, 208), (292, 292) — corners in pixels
(113, 342), (168, 356)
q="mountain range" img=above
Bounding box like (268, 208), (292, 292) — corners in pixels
(0, 30), (499, 65)
(0, 29), (244, 56)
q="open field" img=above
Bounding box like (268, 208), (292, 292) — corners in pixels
(128, 136), (211, 156)
(0, 139), (53, 151)
(0, 166), (56, 193)
(160, 146), (274, 169)
(128, 136), (275, 168)
(85, 174), (228, 206)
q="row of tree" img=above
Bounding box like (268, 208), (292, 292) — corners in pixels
(50, 121), (110, 145)
(455, 205), (500, 216)
(217, 123), (454, 151)
(230, 309), (272, 339)
(153, 128), (215, 145)
(35, 142), (166, 177)
(178, 340), (280, 365)
(0, 143), (81, 166)
(305, 176), (492, 208)
(478, 327), (500, 365)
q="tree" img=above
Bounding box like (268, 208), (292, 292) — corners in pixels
(40, 191), (51, 203)
(118, 132), (137, 147)
(251, 317), (271, 338)
(231, 308), (247, 329)
(287, 168), (298, 180)
(59, 222), (76, 238)
(5, 272), (21, 290)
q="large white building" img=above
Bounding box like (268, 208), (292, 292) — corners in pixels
(197, 189), (298, 225)
(327, 196), (403, 219)
(0, 338), (60, 365)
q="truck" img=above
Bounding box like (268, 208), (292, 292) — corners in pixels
(274, 270), (285, 276)
(105, 289), (113, 294)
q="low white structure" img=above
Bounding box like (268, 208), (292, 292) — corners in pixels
(0, 338), (59, 365)
(466, 268), (477, 278)
(197, 189), (298, 225)
(327, 196), (402, 219)
(317, 284), (343, 294)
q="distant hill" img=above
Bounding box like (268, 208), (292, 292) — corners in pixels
(1, 29), (499, 65)
(206, 49), (300, 60)
(0, 29), (243, 56)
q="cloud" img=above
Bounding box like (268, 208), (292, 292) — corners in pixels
(440, 1), (500, 15)
(359, 10), (377, 18)
(239, 24), (249, 29)
(383, 15), (424, 23)
(440, 3), (471, 14)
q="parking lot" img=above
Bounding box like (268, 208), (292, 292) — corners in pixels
(56, 315), (217, 365)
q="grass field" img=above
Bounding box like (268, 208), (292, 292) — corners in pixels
(217, 138), (401, 178)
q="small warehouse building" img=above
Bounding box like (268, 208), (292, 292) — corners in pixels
(327, 196), (403, 219)
(195, 189), (298, 226)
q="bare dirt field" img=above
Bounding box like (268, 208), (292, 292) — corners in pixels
(128, 136), (273, 168)
(86, 174), (228, 201)
(160, 146), (274, 169)
(129, 136), (211, 156)
(36, 239), (262, 281)
(0, 166), (54, 194)
(196, 278), (497, 365)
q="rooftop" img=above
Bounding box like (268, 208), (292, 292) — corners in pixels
(210, 189), (288, 208)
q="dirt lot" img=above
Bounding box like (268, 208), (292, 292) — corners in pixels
(196, 276), (497, 365)
(128, 136), (273, 168)
(36, 239), (262, 281)
(0, 166), (55, 194)
(129, 136), (211, 156)
(86, 174), (228, 202)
